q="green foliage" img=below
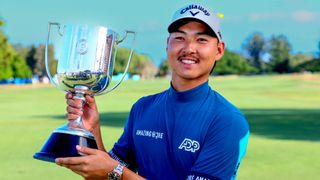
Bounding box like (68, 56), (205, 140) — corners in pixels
(294, 59), (320, 72)
(290, 53), (313, 68)
(0, 22), (32, 80)
(114, 48), (154, 75)
(25, 44), (57, 77)
(214, 49), (258, 75)
(0, 30), (14, 79)
(267, 35), (292, 73)
(11, 55), (32, 78)
(243, 32), (266, 72)
(157, 59), (170, 77)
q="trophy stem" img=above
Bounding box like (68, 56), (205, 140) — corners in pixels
(69, 85), (86, 129)
(68, 85), (93, 136)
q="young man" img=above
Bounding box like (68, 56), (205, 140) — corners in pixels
(56, 3), (250, 180)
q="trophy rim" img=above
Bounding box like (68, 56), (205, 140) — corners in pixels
(53, 124), (95, 140)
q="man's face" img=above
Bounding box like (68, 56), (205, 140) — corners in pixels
(166, 21), (224, 83)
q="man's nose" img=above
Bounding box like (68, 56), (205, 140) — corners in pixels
(182, 40), (196, 54)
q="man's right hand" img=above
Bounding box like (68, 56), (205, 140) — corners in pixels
(65, 92), (100, 133)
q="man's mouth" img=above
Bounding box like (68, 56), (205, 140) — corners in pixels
(181, 59), (196, 64)
(178, 56), (199, 65)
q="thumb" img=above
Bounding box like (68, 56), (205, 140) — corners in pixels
(85, 94), (96, 104)
(84, 95), (97, 108)
(76, 145), (98, 155)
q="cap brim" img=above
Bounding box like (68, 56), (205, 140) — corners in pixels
(168, 18), (218, 39)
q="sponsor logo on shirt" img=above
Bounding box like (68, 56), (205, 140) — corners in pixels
(179, 138), (200, 152)
(136, 129), (164, 139)
(187, 175), (211, 180)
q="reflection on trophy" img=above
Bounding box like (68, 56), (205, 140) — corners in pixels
(33, 22), (135, 162)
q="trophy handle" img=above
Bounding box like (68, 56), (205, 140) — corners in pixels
(97, 30), (136, 95)
(45, 22), (66, 92)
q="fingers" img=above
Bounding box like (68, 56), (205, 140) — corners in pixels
(65, 92), (95, 108)
(76, 145), (98, 155)
(66, 106), (83, 116)
(55, 146), (98, 166)
(66, 98), (83, 109)
(56, 156), (86, 166)
(56, 159), (86, 177)
(85, 94), (95, 103)
(65, 92), (83, 120)
(65, 92), (73, 99)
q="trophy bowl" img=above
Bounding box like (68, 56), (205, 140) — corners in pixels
(33, 22), (135, 162)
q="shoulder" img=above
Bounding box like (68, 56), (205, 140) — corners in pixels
(132, 89), (169, 110)
(208, 89), (249, 135)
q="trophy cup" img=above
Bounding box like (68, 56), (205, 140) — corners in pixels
(33, 22), (135, 162)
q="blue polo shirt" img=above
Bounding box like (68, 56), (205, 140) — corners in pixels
(109, 81), (249, 180)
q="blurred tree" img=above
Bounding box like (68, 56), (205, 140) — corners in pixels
(26, 44), (57, 77)
(0, 33), (14, 79)
(26, 46), (37, 75)
(14, 44), (30, 60)
(295, 59), (320, 72)
(0, 19), (32, 80)
(140, 61), (158, 80)
(157, 59), (170, 77)
(214, 49), (258, 75)
(290, 53), (313, 72)
(11, 55), (32, 78)
(318, 41), (320, 58)
(0, 19), (13, 79)
(267, 35), (292, 73)
(114, 48), (156, 77)
(243, 32), (266, 72)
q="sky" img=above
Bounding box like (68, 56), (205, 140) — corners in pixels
(1, 0), (320, 65)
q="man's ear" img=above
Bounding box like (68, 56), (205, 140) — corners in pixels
(166, 36), (170, 52)
(215, 41), (225, 61)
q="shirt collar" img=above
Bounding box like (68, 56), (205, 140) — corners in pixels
(168, 81), (210, 102)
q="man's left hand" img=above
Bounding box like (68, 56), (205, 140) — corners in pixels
(55, 145), (118, 180)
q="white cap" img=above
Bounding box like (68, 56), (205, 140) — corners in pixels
(168, 4), (222, 42)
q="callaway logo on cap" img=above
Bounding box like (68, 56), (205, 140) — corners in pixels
(168, 4), (223, 42)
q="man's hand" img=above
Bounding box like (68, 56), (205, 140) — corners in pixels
(56, 145), (118, 180)
(65, 92), (100, 133)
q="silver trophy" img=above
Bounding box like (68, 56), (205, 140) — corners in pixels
(34, 22), (135, 162)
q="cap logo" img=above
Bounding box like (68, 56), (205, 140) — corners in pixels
(189, 11), (199, 16)
(180, 4), (210, 16)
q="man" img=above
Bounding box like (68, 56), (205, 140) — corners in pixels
(56, 3), (250, 180)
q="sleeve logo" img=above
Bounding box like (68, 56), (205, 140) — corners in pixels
(178, 138), (200, 152)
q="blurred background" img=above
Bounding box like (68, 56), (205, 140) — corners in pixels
(0, 0), (319, 179)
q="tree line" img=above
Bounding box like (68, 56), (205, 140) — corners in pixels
(1, 18), (320, 82)
(0, 19), (157, 81)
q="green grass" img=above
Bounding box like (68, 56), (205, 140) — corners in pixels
(0, 74), (319, 180)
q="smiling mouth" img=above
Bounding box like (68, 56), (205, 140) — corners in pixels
(178, 56), (199, 65)
(181, 59), (196, 64)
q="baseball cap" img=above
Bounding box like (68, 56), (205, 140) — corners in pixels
(168, 4), (222, 42)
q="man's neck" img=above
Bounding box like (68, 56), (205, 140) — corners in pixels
(171, 76), (209, 92)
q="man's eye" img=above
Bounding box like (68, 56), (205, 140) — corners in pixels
(175, 36), (184, 40)
(198, 38), (208, 42)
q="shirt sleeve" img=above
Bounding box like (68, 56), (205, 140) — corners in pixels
(188, 111), (250, 180)
(109, 104), (138, 171)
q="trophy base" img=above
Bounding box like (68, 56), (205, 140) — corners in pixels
(34, 130), (98, 163)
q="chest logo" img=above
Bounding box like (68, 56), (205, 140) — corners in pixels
(179, 138), (200, 152)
